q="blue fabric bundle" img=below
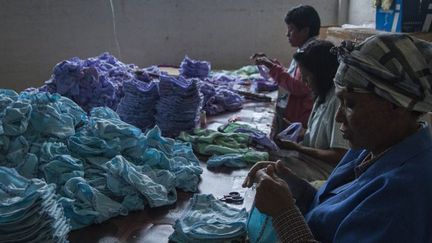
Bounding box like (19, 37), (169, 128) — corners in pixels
(155, 75), (202, 137)
(179, 56), (211, 79)
(0, 89), (203, 230)
(0, 167), (70, 242)
(169, 194), (248, 242)
(116, 79), (159, 131)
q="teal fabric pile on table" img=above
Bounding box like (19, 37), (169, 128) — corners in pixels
(0, 89), (203, 230)
(0, 167), (70, 242)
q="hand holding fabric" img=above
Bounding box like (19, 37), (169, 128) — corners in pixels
(250, 53), (275, 69)
(254, 164), (296, 217)
(242, 160), (276, 188)
(272, 161), (316, 213)
(275, 137), (301, 151)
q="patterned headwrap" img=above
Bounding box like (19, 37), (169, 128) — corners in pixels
(332, 33), (432, 112)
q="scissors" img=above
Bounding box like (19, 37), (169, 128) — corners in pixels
(219, 192), (244, 204)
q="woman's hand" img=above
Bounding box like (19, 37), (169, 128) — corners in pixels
(242, 161), (276, 188)
(250, 53), (275, 69)
(273, 161), (317, 213)
(255, 164), (296, 217)
(275, 138), (301, 151)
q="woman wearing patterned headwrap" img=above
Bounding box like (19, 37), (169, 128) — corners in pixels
(243, 34), (432, 242)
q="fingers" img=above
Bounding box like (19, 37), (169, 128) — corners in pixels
(242, 161), (275, 188)
(274, 161), (303, 185)
(250, 53), (266, 59)
(282, 118), (292, 125)
(275, 160), (294, 176)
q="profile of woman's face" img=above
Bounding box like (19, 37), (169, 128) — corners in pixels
(299, 65), (318, 94)
(335, 87), (394, 150)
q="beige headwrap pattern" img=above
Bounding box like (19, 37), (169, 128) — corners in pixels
(333, 33), (432, 112)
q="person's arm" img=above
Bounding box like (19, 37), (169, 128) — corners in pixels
(254, 165), (318, 242)
(273, 207), (319, 243)
(244, 161), (317, 213)
(276, 139), (346, 166)
(273, 161), (317, 214)
(296, 146), (347, 166)
(251, 54), (310, 96)
(269, 64), (311, 97)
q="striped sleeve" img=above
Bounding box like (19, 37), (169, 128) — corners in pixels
(272, 207), (319, 243)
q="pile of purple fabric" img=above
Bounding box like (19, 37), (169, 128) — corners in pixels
(116, 79), (159, 132)
(200, 82), (243, 116)
(178, 56), (244, 116)
(155, 75), (202, 137)
(41, 53), (143, 112)
(179, 56), (211, 79)
(252, 65), (278, 92)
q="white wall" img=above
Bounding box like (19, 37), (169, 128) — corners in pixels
(347, 0), (376, 25)
(0, 0), (339, 91)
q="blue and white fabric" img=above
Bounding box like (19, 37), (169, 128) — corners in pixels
(169, 194), (248, 242)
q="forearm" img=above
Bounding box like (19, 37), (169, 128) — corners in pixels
(273, 207), (318, 243)
(269, 65), (310, 96)
(295, 146), (347, 166)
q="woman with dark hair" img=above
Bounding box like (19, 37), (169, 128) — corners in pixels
(274, 39), (349, 181)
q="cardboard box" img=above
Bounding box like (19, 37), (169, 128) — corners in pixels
(376, 0), (432, 32)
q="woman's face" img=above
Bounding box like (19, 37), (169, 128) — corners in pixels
(335, 87), (394, 150)
(286, 24), (309, 47)
(299, 65), (318, 94)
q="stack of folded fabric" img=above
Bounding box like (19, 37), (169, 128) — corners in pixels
(169, 194), (248, 242)
(179, 56), (211, 79)
(116, 79), (159, 131)
(0, 167), (70, 243)
(156, 75), (202, 137)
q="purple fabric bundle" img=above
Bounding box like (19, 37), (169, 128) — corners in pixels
(41, 53), (141, 112)
(116, 79), (159, 131)
(252, 79), (278, 92)
(276, 122), (303, 142)
(179, 56), (211, 79)
(199, 82), (243, 116)
(155, 75), (203, 137)
(252, 65), (278, 92)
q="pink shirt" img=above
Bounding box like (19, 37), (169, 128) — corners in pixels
(269, 63), (313, 128)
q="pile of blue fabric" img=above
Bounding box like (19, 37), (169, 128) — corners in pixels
(116, 79), (159, 131)
(40, 52), (144, 112)
(179, 56), (211, 79)
(0, 167), (70, 242)
(169, 194), (248, 242)
(0, 89), (203, 230)
(156, 75), (202, 137)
